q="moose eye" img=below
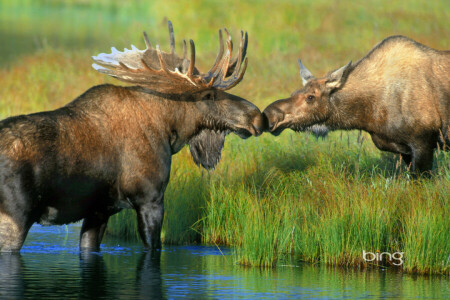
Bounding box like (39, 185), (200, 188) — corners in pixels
(202, 91), (214, 101)
(306, 95), (315, 102)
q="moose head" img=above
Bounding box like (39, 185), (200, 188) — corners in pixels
(263, 60), (352, 136)
(92, 21), (264, 169)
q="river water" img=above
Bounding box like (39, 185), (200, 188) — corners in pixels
(0, 224), (447, 299)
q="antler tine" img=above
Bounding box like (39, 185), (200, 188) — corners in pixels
(234, 31), (248, 75)
(227, 30), (245, 77)
(233, 57), (248, 87)
(168, 20), (176, 54)
(212, 28), (233, 84)
(182, 39), (187, 59)
(239, 31), (248, 66)
(187, 39), (196, 76)
(214, 57), (248, 90)
(155, 44), (170, 73)
(212, 30), (249, 90)
(209, 29), (232, 82)
(143, 31), (152, 49)
(224, 28), (233, 52)
(204, 29), (224, 80)
(230, 30), (248, 67)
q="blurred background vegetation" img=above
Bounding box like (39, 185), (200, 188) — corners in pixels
(0, 0), (448, 274)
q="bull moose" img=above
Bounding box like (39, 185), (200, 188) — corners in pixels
(0, 22), (264, 252)
(263, 36), (449, 174)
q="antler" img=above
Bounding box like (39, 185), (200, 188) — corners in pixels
(92, 21), (248, 94)
(203, 29), (248, 90)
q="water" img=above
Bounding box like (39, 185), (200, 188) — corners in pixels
(0, 224), (447, 299)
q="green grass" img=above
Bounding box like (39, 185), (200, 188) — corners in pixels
(107, 131), (449, 275)
(1, 0), (449, 275)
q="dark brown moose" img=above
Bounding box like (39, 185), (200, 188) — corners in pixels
(263, 36), (449, 174)
(0, 22), (264, 252)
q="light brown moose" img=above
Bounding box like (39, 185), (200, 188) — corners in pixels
(263, 36), (449, 174)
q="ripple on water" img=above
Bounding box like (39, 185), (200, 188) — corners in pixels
(0, 224), (446, 299)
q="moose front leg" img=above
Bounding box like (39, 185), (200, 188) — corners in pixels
(0, 185), (35, 252)
(411, 143), (434, 175)
(0, 212), (32, 252)
(136, 195), (164, 250)
(371, 134), (414, 169)
(124, 154), (170, 250)
(80, 213), (110, 250)
(400, 153), (412, 168)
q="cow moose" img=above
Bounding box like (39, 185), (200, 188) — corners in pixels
(263, 36), (449, 174)
(0, 22), (264, 252)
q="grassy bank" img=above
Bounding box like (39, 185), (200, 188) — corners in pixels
(1, 0), (449, 275)
(108, 131), (449, 275)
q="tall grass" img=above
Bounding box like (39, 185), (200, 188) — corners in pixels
(1, 0), (449, 275)
(108, 131), (449, 275)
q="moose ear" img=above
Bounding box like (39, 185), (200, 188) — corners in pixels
(298, 59), (315, 86)
(325, 61), (352, 90)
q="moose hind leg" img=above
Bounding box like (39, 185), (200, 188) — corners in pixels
(80, 214), (110, 250)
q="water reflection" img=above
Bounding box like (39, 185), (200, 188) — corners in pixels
(79, 251), (109, 299)
(0, 253), (24, 299)
(136, 251), (164, 300)
(0, 224), (447, 299)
